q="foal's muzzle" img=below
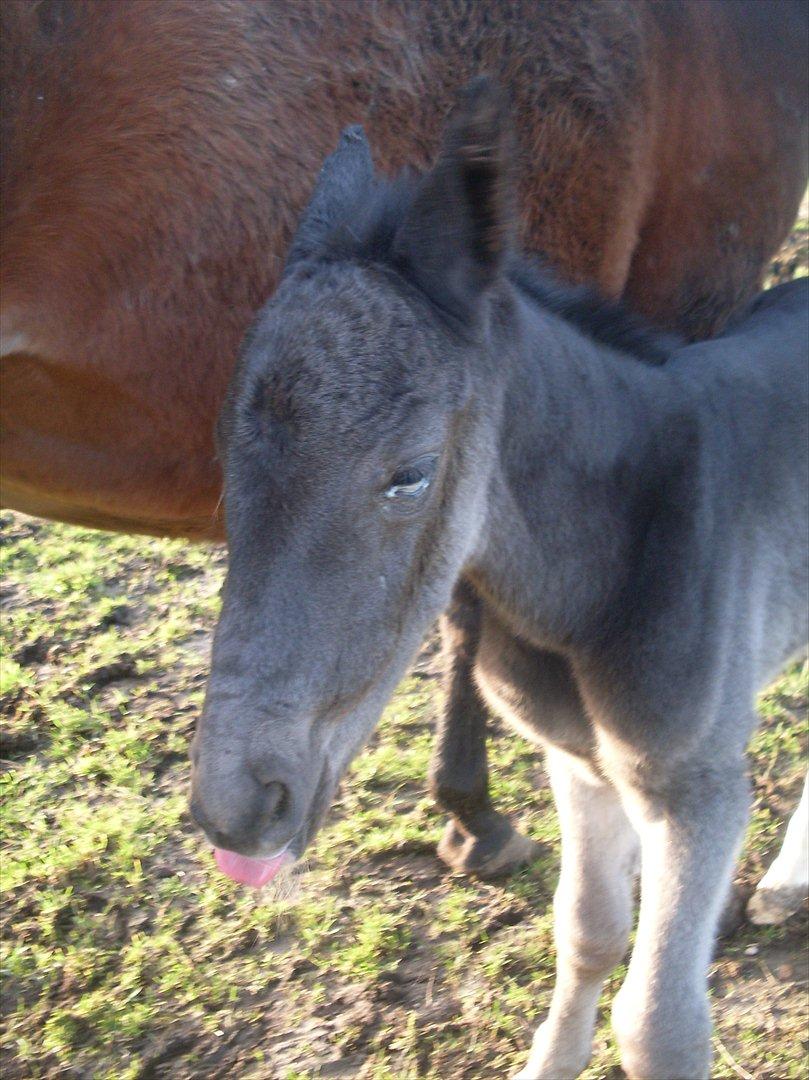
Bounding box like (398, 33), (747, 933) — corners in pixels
(189, 748), (304, 859)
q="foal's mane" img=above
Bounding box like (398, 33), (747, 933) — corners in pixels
(306, 174), (678, 366)
(509, 259), (678, 365)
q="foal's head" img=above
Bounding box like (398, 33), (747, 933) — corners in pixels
(191, 81), (515, 881)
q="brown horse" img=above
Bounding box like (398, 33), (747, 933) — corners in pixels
(2, 0), (806, 539)
(2, 0), (807, 876)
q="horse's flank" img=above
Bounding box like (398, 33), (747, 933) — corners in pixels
(1, 0), (806, 538)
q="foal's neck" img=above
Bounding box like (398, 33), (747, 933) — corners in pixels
(471, 292), (691, 651)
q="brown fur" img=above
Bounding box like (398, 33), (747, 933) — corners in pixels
(1, 0), (806, 538)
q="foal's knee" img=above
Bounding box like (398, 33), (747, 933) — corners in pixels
(558, 917), (630, 978)
(554, 892), (631, 978)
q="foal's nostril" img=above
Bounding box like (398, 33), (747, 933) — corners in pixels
(189, 798), (211, 833)
(261, 780), (291, 822)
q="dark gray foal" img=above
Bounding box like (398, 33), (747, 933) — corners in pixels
(191, 83), (809, 1078)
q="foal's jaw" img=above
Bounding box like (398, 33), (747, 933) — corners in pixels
(193, 643), (435, 887)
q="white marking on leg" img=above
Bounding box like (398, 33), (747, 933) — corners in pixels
(748, 772), (808, 924)
(0, 309), (34, 359)
(610, 768), (749, 1080)
(515, 748), (637, 1080)
(0, 330), (31, 358)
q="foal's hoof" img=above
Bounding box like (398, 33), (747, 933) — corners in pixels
(747, 883), (808, 925)
(437, 816), (541, 878)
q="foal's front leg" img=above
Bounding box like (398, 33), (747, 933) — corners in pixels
(609, 759), (750, 1079)
(429, 579), (539, 877)
(516, 748), (638, 1080)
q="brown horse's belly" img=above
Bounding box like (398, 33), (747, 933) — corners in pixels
(0, 478), (220, 541)
(0, 346), (225, 541)
(1, 0), (805, 539)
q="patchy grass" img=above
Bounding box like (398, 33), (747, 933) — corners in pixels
(1, 511), (806, 1080)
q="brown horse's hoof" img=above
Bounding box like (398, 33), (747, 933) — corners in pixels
(437, 816), (541, 878)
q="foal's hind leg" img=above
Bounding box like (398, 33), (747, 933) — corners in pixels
(608, 759), (750, 1079)
(429, 580), (538, 877)
(516, 748), (638, 1080)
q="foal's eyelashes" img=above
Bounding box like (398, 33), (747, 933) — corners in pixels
(383, 454), (439, 502)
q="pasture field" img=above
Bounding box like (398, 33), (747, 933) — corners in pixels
(2, 218), (808, 1080)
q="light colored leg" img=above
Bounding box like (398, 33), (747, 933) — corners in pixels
(748, 771), (809, 924)
(515, 749), (638, 1080)
(610, 765), (749, 1080)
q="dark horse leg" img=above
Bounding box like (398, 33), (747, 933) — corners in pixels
(429, 579), (540, 876)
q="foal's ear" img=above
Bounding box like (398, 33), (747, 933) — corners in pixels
(393, 78), (514, 322)
(286, 126), (374, 268)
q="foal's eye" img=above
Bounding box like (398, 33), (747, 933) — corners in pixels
(384, 455), (437, 501)
(386, 468), (429, 498)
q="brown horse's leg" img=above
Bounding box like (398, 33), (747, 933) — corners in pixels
(428, 579), (539, 877)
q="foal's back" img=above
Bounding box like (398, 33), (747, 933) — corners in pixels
(673, 280), (809, 687)
(677, 279), (808, 437)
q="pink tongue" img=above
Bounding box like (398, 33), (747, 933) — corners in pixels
(213, 847), (291, 888)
